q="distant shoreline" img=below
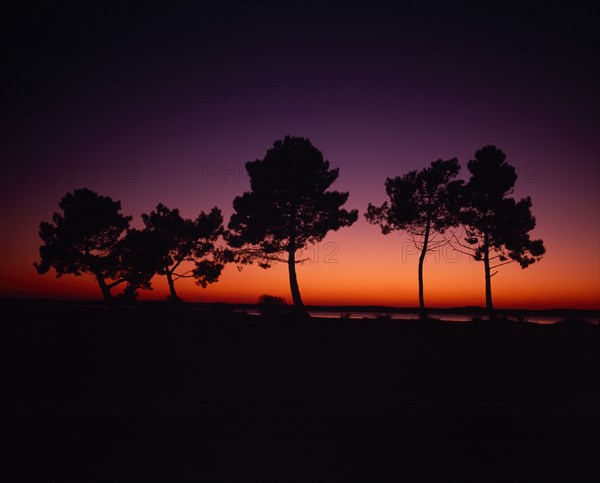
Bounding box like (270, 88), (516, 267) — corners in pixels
(1, 297), (598, 319)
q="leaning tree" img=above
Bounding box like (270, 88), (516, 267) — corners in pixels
(453, 145), (545, 314)
(228, 136), (358, 311)
(35, 188), (143, 302)
(366, 158), (463, 317)
(140, 203), (229, 300)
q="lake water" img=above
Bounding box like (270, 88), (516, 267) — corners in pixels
(240, 310), (598, 325)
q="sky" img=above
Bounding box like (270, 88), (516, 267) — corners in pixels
(1, 1), (598, 309)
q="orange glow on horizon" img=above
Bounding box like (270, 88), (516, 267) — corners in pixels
(3, 225), (598, 310)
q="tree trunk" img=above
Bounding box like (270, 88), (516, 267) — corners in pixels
(418, 219), (431, 319)
(95, 273), (114, 304)
(166, 271), (179, 300)
(483, 233), (494, 316)
(287, 241), (304, 310)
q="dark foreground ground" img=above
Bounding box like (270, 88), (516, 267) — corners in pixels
(2, 300), (599, 481)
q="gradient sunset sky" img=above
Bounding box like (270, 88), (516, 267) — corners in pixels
(1, 1), (598, 309)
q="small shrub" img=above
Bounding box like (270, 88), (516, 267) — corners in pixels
(257, 294), (286, 316)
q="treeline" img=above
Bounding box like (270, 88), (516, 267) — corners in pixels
(36, 136), (544, 316)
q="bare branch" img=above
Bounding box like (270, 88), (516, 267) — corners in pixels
(172, 269), (195, 280)
(490, 260), (516, 270)
(426, 238), (451, 251)
(447, 231), (476, 253)
(453, 247), (476, 257)
(107, 278), (127, 289)
(412, 237), (423, 251)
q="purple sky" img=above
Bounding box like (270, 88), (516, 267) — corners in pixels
(1, 2), (598, 307)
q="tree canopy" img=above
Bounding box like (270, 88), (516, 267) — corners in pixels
(35, 190), (231, 303)
(366, 158), (463, 316)
(35, 144), (546, 314)
(113, 228), (165, 301)
(35, 188), (135, 302)
(140, 203), (229, 300)
(454, 145), (545, 313)
(228, 136), (358, 310)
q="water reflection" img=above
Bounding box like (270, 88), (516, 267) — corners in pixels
(240, 309), (598, 325)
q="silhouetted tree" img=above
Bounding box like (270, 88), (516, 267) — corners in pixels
(114, 228), (165, 301)
(453, 146), (545, 314)
(366, 158), (463, 317)
(228, 136), (358, 311)
(35, 188), (134, 302)
(140, 203), (229, 300)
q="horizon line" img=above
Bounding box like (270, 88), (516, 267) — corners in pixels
(1, 296), (598, 315)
